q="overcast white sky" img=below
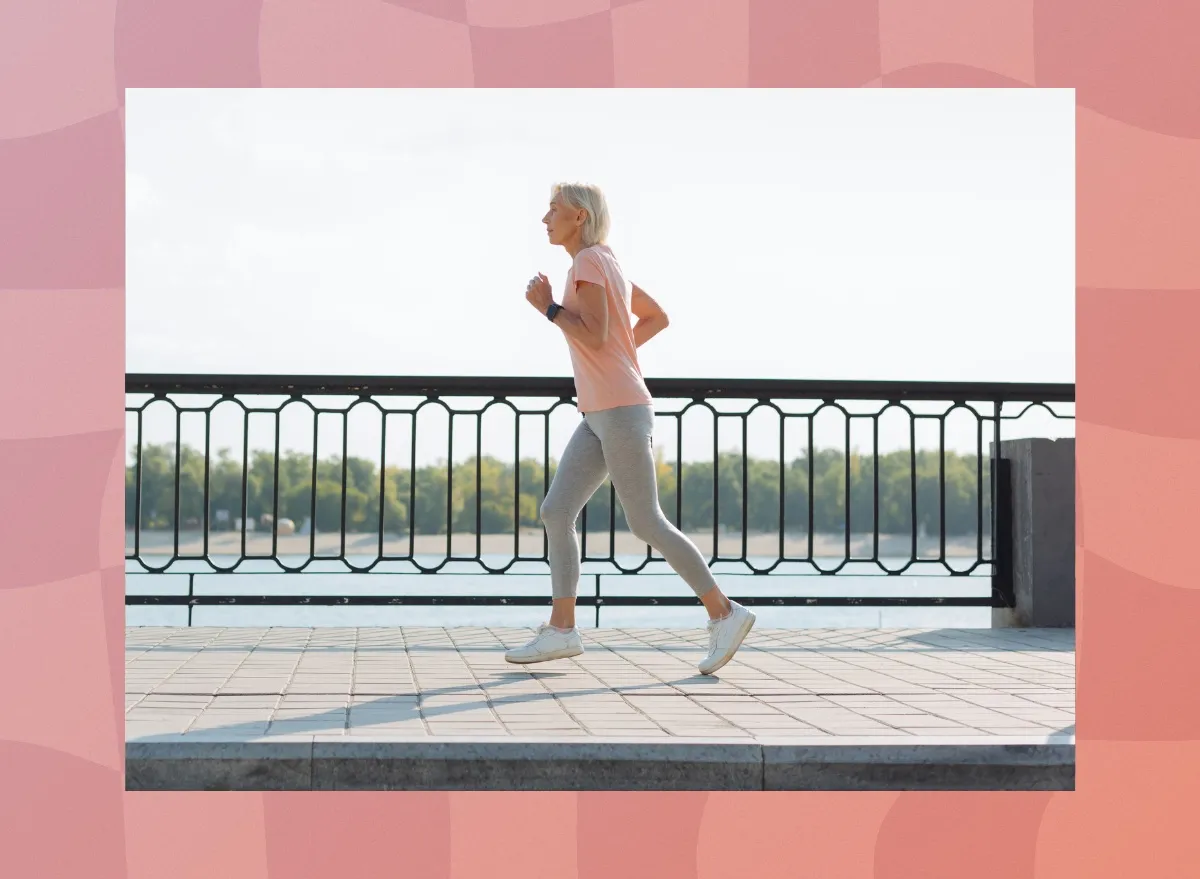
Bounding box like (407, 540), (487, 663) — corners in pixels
(126, 89), (1074, 466)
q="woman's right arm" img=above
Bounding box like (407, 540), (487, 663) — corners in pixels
(631, 283), (670, 348)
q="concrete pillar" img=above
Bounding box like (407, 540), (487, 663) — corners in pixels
(991, 438), (1075, 628)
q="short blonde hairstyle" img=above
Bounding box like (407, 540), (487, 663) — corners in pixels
(552, 182), (610, 247)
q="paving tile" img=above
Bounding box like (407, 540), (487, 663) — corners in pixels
(138, 695), (212, 706)
(492, 706), (576, 720)
(502, 722), (584, 733)
(188, 720), (270, 734)
(351, 712), (422, 727)
(662, 731), (753, 740)
(282, 696), (350, 710)
(268, 720), (346, 734)
(580, 721), (665, 731)
(210, 697), (280, 709)
(874, 714), (971, 728)
(125, 720), (193, 737)
(126, 706), (204, 717)
(568, 714), (649, 724)
(349, 722), (427, 734)
(425, 725), (507, 736)
(691, 697), (783, 710)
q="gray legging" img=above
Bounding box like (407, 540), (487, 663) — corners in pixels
(540, 403), (717, 601)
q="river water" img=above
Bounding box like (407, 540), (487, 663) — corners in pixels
(126, 552), (994, 630)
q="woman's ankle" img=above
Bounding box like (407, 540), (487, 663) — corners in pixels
(549, 597), (578, 631)
(701, 591), (733, 621)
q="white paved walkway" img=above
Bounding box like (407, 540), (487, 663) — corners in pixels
(126, 626), (1075, 742)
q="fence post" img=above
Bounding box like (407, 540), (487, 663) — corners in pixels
(991, 457), (1015, 610)
(991, 438), (1076, 628)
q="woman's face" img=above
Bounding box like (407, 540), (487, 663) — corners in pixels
(542, 194), (584, 248)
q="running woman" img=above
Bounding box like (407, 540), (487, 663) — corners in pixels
(505, 182), (756, 675)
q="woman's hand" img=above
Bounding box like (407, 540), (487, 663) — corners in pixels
(525, 273), (553, 313)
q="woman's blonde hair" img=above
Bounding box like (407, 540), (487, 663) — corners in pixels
(552, 182), (610, 247)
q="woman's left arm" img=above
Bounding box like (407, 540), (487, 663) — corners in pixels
(552, 281), (609, 350)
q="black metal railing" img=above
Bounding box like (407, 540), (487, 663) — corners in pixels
(124, 374), (1074, 623)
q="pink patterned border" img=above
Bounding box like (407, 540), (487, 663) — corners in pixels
(2, 0), (1198, 875)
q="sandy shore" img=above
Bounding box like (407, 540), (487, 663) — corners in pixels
(128, 528), (982, 558)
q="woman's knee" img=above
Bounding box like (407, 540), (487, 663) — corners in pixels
(625, 509), (668, 545)
(540, 496), (573, 531)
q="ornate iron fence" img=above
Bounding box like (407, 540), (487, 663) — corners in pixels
(124, 374), (1074, 624)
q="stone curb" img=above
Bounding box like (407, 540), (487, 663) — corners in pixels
(126, 735), (1075, 791)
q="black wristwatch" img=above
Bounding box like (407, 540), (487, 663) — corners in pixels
(546, 302), (564, 322)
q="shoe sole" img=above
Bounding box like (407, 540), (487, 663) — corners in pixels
(504, 646), (584, 665)
(698, 611), (756, 676)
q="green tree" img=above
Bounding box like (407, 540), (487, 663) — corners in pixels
(126, 442), (987, 539)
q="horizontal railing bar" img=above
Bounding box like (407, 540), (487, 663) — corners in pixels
(125, 564), (992, 576)
(126, 594), (999, 608)
(126, 374), (1075, 403)
(125, 569), (992, 576)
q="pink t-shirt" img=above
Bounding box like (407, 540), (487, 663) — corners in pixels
(561, 245), (653, 414)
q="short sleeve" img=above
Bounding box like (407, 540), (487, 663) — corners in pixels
(572, 249), (607, 290)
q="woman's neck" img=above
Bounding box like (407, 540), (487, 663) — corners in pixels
(564, 240), (599, 259)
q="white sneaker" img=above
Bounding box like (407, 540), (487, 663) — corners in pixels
(505, 624), (584, 665)
(698, 602), (756, 675)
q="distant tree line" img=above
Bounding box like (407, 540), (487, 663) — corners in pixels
(126, 443), (989, 537)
